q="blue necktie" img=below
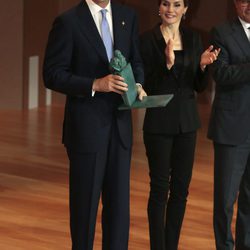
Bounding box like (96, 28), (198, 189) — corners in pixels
(100, 9), (113, 61)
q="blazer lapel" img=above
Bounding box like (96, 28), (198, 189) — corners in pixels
(231, 19), (250, 57)
(112, 3), (123, 50)
(152, 24), (167, 67)
(75, 2), (108, 63)
(112, 2), (134, 56)
(181, 27), (192, 74)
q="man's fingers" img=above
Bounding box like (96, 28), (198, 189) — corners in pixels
(138, 92), (146, 101)
(95, 74), (130, 93)
(112, 83), (128, 92)
(110, 84), (126, 95)
(112, 74), (124, 82)
(108, 78), (127, 93)
(137, 87), (147, 101)
(111, 88), (124, 95)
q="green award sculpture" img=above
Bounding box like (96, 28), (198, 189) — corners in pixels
(110, 50), (173, 110)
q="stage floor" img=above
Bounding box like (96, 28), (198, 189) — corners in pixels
(0, 104), (236, 250)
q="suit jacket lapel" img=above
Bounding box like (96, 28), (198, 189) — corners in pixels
(181, 27), (192, 74)
(152, 25), (167, 67)
(112, 3), (130, 53)
(75, 2), (108, 63)
(231, 19), (250, 57)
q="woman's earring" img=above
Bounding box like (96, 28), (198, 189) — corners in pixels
(158, 10), (161, 16)
(182, 13), (186, 20)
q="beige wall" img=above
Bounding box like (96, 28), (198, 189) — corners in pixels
(0, 1), (23, 109)
(0, 0), (237, 109)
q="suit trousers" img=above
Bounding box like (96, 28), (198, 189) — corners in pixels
(144, 131), (197, 250)
(66, 120), (131, 250)
(213, 136), (250, 250)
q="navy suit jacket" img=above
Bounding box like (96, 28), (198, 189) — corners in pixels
(43, 1), (144, 151)
(208, 19), (250, 145)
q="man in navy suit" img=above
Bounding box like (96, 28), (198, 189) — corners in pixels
(208, 0), (250, 249)
(43, 0), (146, 249)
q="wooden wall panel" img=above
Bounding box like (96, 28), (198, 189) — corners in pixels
(0, 1), (23, 109)
(23, 0), (59, 108)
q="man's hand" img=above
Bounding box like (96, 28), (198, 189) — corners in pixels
(137, 84), (147, 101)
(93, 74), (128, 94)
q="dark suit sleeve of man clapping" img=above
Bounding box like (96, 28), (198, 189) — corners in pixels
(210, 22), (250, 87)
(208, 19), (250, 145)
(208, 14), (250, 250)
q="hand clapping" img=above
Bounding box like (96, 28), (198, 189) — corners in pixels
(165, 38), (175, 70)
(200, 45), (221, 70)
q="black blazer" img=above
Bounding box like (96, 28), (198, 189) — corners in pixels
(208, 19), (250, 145)
(43, 1), (143, 151)
(140, 24), (208, 134)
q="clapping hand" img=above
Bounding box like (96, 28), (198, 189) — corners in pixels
(165, 38), (175, 70)
(200, 45), (221, 70)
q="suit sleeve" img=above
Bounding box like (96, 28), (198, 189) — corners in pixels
(43, 16), (94, 96)
(210, 27), (250, 87)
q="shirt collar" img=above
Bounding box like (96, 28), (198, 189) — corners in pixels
(238, 17), (250, 29)
(86, 0), (112, 16)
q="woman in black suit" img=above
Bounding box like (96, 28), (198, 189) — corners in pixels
(140, 0), (220, 249)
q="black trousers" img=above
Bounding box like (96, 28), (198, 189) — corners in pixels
(67, 122), (131, 250)
(144, 131), (197, 250)
(213, 136), (250, 250)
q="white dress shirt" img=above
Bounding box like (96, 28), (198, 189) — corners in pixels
(238, 17), (250, 41)
(85, 0), (114, 42)
(85, 0), (114, 96)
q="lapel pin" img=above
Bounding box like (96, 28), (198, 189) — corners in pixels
(122, 21), (125, 26)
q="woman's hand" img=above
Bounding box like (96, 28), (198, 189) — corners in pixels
(165, 38), (175, 70)
(200, 45), (221, 71)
